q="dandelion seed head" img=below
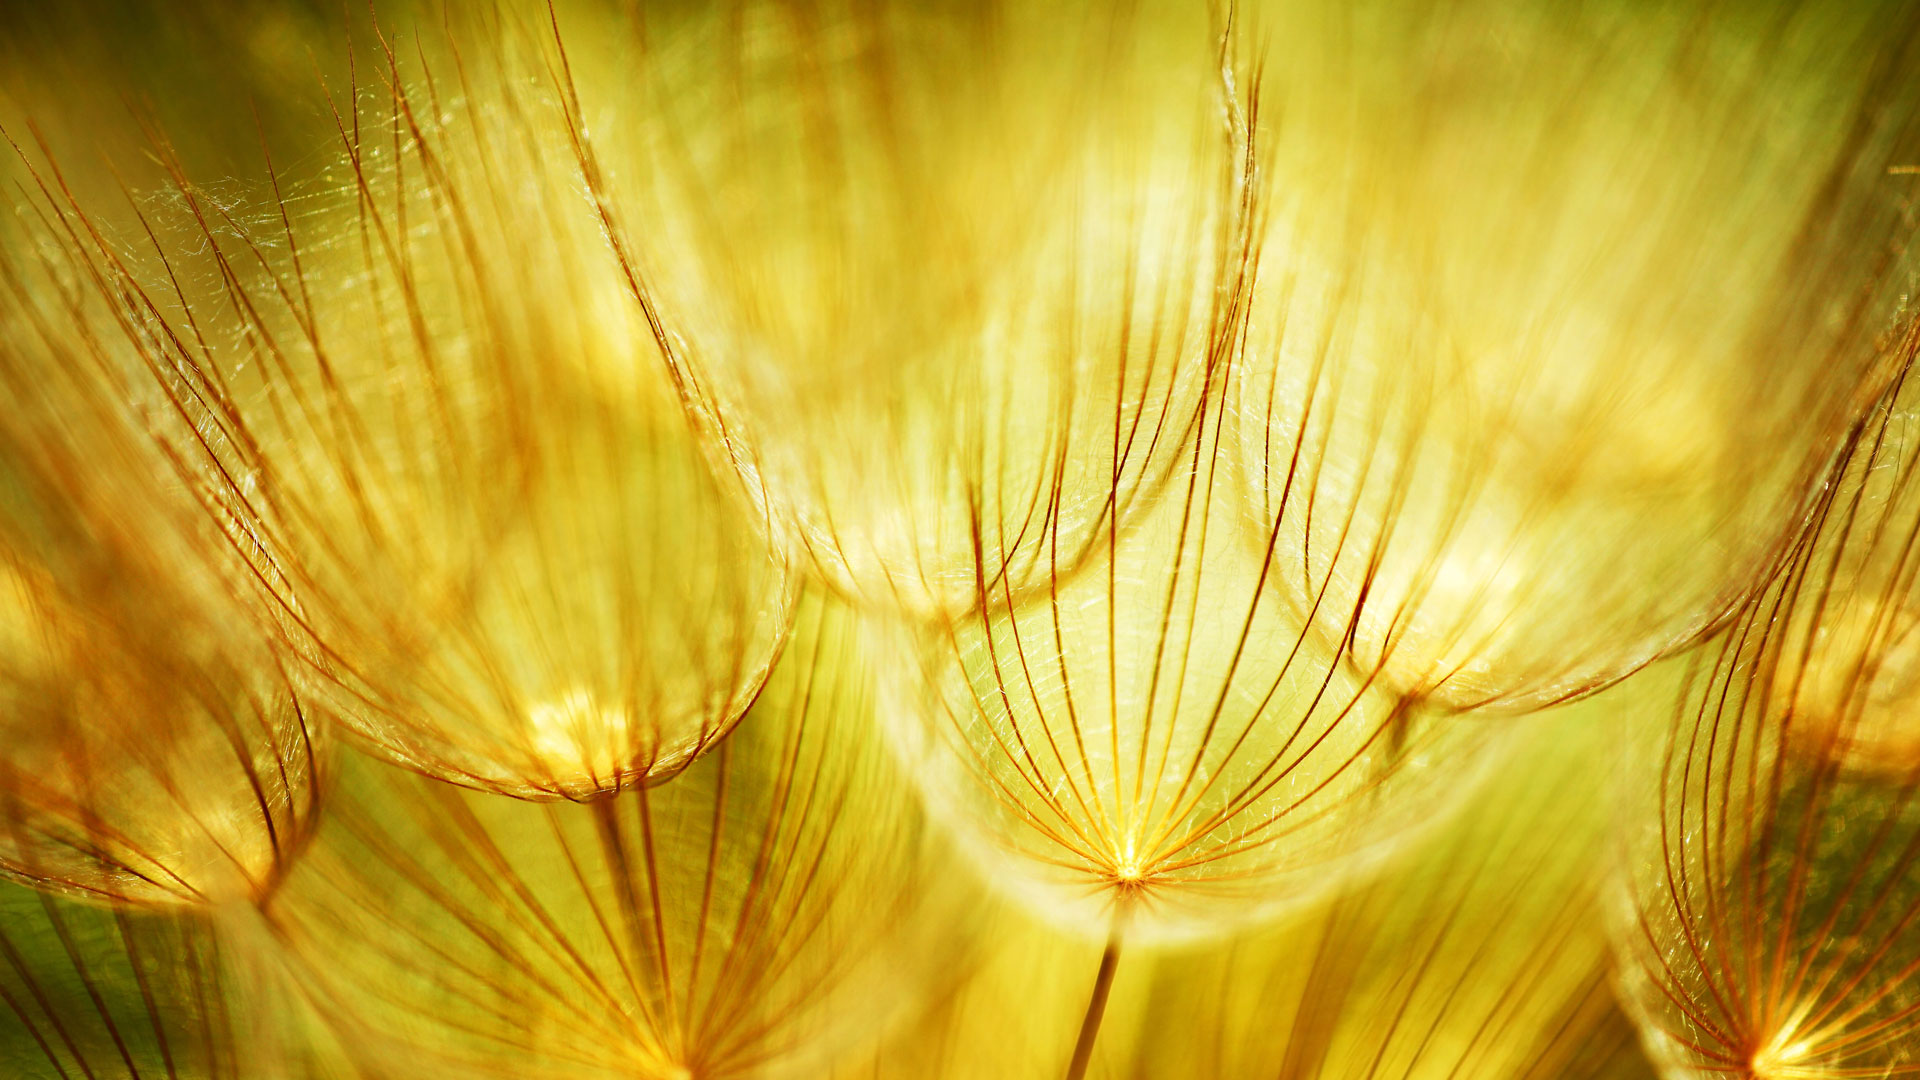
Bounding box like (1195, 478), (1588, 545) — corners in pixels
(270, 596), (962, 1078)
(894, 452), (1503, 943)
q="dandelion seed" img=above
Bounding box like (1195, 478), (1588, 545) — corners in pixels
(563, 0), (1229, 621)
(1615, 346), (1920, 1079)
(1226, 0), (1920, 711)
(8, 0), (1920, 1076)
(879, 33), (1509, 1064)
(20, 14), (800, 800)
(0, 208), (322, 908)
(270, 595), (968, 1079)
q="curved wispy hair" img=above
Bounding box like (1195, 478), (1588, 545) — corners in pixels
(1225, 0), (1920, 712)
(269, 594), (968, 1080)
(0, 199), (321, 908)
(1614, 347), (1920, 1078)
(14, 10), (798, 800)
(885, 431), (1502, 943)
(880, 199), (1507, 1072)
(557, 0), (1243, 620)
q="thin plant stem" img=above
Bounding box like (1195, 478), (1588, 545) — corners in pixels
(1065, 915), (1127, 1080)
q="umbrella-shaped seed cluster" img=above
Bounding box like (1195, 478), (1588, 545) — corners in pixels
(2, 1), (1920, 1078)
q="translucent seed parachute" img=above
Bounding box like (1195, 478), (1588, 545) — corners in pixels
(267, 594), (967, 1079)
(1614, 351), (1920, 1078)
(562, 0), (1240, 621)
(1226, 0), (1920, 713)
(18, 13), (799, 800)
(0, 181), (322, 907)
(2, 0), (1920, 1077)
